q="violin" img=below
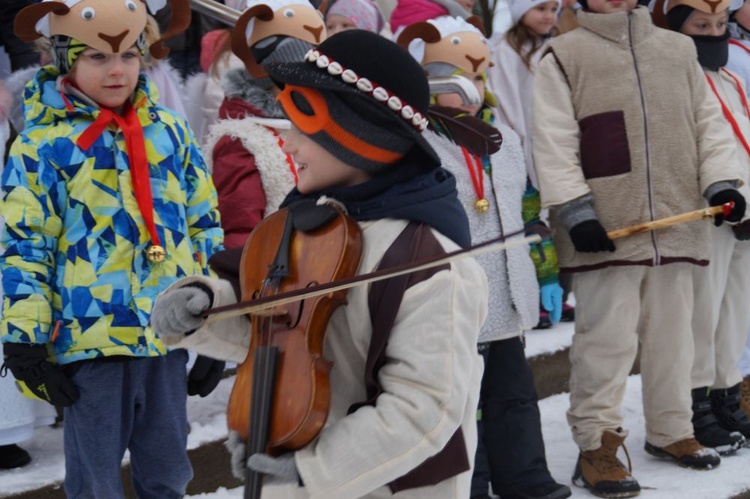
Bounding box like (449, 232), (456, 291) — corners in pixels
(224, 199), (363, 498)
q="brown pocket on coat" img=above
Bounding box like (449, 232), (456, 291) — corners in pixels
(579, 111), (631, 179)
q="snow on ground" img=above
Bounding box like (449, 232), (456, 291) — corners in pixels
(3, 318), (749, 499)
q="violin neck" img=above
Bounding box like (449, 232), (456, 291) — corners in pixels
(244, 346), (280, 499)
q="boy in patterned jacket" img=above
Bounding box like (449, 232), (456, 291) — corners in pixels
(0, 1), (223, 497)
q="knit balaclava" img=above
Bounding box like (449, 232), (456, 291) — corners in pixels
(250, 35), (315, 89)
(665, 0), (732, 70)
(14, 0), (191, 73)
(231, 0), (327, 79)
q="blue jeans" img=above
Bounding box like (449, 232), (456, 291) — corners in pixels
(63, 350), (192, 498)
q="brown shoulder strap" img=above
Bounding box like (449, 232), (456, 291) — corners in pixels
(348, 222), (470, 493)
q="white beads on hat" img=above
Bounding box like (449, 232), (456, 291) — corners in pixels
(303, 49), (429, 131)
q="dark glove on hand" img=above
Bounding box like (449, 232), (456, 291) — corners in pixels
(188, 355), (225, 397)
(732, 219), (750, 240)
(710, 189), (747, 226)
(569, 220), (616, 253)
(2, 343), (79, 407)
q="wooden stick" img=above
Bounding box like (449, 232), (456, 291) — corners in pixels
(607, 203), (733, 240)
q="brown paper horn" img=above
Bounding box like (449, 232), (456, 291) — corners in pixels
(14, 1), (70, 42)
(396, 22), (442, 50)
(231, 4), (275, 78)
(465, 15), (487, 36)
(150, 0), (193, 59)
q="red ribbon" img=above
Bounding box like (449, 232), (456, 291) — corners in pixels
(705, 70), (750, 159)
(460, 146), (485, 204)
(76, 100), (161, 248)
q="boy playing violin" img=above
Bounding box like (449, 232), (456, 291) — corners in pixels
(151, 30), (489, 499)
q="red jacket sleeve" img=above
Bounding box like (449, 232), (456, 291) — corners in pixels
(212, 134), (266, 249)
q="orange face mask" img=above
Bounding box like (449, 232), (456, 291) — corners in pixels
(277, 84), (406, 165)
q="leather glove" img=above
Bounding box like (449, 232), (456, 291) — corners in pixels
(1, 343), (79, 407)
(247, 453), (300, 486)
(710, 189), (747, 226)
(569, 220), (615, 253)
(151, 283), (214, 338)
(540, 282), (564, 324)
(188, 355), (225, 397)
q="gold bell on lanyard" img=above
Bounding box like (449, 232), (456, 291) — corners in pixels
(146, 245), (166, 263)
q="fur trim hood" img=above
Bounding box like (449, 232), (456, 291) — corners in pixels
(221, 68), (283, 118)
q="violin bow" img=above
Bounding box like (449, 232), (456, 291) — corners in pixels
(203, 203), (733, 323)
(204, 230), (542, 323)
(606, 202), (734, 240)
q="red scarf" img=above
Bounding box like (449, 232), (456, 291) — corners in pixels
(75, 97), (161, 249)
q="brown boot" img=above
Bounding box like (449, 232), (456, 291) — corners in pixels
(644, 437), (720, 469)
(572, 428), (641, 498)
(741, 376), (750, 420)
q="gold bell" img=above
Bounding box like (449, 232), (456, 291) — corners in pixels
(146, 245), (166, 263)
(475, 199), (490, 212)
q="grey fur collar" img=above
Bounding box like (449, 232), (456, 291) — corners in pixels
(222, 68), (283, 118)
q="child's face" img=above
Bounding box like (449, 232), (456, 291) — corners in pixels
(435, 72), (485, 116)
(680, 9), (728, 36)
(585, 0), (637, 14)
(69, 45), (141, 114)
(282, 125), (373, 194)
(522, 1), (560, 36)
(326, 14), (357, 36)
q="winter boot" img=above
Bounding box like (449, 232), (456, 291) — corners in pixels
(572, 428), (641, 498)
(0, 444), (31, 470)
(711, 383), (750, 443)
(534, 311), (553, 330)
(503, 481), (572, 499)
(741, 376), (750, 420)
(644, 437), (720, 469)
(691, 387), (745, 454)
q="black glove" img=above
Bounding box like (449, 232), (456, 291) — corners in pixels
(2, 343), (80, 407)
(569, 220), (616, 253)
(710, 189), (746, 226)
(732, 219), (750, 240)
(188, 355), (225, 397)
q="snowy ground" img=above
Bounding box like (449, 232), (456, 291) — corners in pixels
(2, 320), (749, 498)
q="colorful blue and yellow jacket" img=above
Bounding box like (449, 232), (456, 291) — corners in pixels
(0, 66), (223, 365)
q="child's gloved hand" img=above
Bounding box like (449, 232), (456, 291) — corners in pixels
(247, 453), (300, 485)
(188, 355), (225, 397)
(2, 343), (80, 407)
(150, 284), (214, 338)
(569, 220), (615, 253)
(540, 282), (564, 324)
(710, 189), (746, 226)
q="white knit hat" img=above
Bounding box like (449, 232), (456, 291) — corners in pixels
(510, 0), (561, 25)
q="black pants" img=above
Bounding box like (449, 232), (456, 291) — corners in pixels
(471, 337), (554, 496)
